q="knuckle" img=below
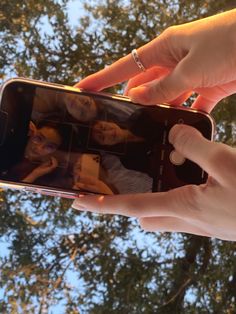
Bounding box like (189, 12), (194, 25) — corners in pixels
(162, 25), (178, 38)
(209, 143), (226, 165)
(177, 65), (195, 89)
(171, 185), (202, 217)
(126, 204), (140, 217)
(154, 79), (171, 101)
(209, 143), (229, 164)
(124, 195), (144, 216)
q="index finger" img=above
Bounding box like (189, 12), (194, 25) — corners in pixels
(75, 35), (170, 91)
(72, 185), (199, 219)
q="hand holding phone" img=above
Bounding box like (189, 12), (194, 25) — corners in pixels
(73, 123), (236, 241)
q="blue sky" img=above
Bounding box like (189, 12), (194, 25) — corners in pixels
(67, 0), (84, 26)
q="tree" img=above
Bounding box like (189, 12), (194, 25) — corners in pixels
(0, 0), (236, 313)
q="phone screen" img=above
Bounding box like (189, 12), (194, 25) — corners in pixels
(0, 80), (213, 195)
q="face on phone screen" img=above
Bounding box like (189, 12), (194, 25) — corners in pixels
(0, 81), (213, 195)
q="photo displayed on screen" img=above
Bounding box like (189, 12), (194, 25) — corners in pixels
(29, 86), (162, 195)
(1, 84), (201, 194)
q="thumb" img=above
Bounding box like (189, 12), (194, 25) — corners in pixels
(128, 57), (193, 105)
(169, 124), (228, 184)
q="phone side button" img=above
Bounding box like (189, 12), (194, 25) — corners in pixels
(169, 150), (186, 166)
(24, 186), (40, 193)
(25, 187), (57, 196)
(40, 189), (75, 198)
(25, 187), (41, 193)
(40, 189), (59, 197)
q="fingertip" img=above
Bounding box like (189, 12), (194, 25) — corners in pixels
(74, 75), (101, 91)
(72, 198), (87, 211)
(74, 80), (86, 89)
(128, 86), (152, 104)
(168, 124), (186, 145)
(168, 124), (201, 146)
(72, 194), (101, 210)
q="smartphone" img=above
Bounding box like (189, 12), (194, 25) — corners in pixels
(0, 77), (215, 198)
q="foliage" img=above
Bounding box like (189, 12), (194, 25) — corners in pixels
(0, 0), (236, 313)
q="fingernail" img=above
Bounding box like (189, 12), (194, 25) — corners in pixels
(72, 199), (87, 210)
